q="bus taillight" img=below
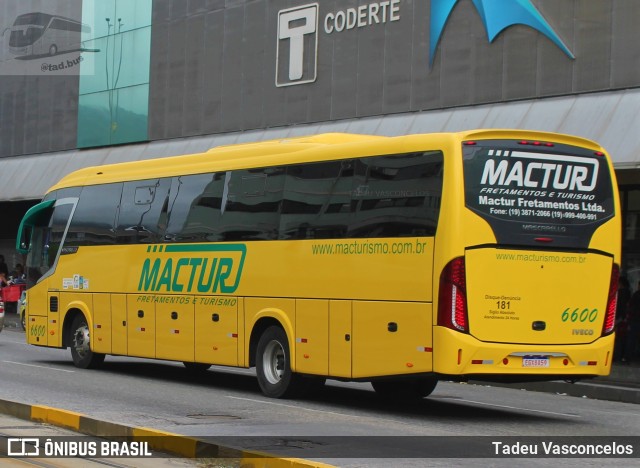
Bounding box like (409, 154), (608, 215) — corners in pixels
(438, 257), (469, 333)
(518, 140), (554, 147)
(603, 264), (619, 336)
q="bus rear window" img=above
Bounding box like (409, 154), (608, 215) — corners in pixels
(463, 140), (615, 249)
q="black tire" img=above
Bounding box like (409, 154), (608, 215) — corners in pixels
(70, 314), (105, 369)
(256, 326), (307, 399)
(20, 311), (26, 331)
(49, 44), (58, 56)
(183, 362), (211, 372)
(372, 377), (438, 400)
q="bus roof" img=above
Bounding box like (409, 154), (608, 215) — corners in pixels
(48, 130), (603, 193)
(50, 133), (389, 191)
(13, 12), (82, 26)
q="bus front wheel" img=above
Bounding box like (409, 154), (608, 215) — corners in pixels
(372, 377), (438, 400)
(256, 326), (306, 399)
(49, 44), (58, 56)
(70, 315), (105, 369)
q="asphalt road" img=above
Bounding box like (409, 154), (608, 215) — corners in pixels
(0, 326), (638, 467)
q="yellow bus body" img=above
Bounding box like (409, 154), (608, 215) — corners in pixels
(21, 130), (621, 397)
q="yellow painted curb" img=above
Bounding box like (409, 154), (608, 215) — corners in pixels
(131, 426), (200, 458)
(31, 405), (82, 430)
(3, 398), (335, 468)
(240, 456), (336, 468)
(129, 426), (333, 467)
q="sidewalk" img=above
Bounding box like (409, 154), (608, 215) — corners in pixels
(3, 310), (639, 403)
(0, 412), (202, 467)
(0, 399), (332, 467)
(474, 361), (640, 404)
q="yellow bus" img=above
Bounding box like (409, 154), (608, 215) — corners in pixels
(17, 130), (620, 399)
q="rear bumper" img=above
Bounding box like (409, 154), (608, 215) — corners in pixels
(433, 327), (614, 378)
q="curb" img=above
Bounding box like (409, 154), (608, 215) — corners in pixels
(0, 398), (335, 467)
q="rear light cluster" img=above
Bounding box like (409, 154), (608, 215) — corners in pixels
(602, 264), (619, 336)
(438, 257), (469, 333)
(464, 140), (605, 158)
(518, 140), (554, 147)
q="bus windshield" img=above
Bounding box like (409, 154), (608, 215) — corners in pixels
(463, 139), (615, 248)
(9, 27), (44, 47)
(9, 13), (50, 47)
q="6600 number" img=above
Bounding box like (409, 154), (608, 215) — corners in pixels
(561, 307), (598, 323)
(29, 324), (46, 337)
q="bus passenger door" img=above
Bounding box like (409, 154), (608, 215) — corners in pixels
(195, 296), (238, 366)
(127, 294), (155, 358)
(329, 300), (352, 378)
(22, 200), (73, 345)
(156, 296), (195, 362)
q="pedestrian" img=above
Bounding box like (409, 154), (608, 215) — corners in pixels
(11, 263), (25, 282)
(0, 255), (8, 277)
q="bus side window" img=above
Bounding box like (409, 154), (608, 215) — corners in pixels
(66, 183), (122, 246)
(165, 173), (222, 242)
(218, 168), (285, 241)
(350, 152), (444, 238)
(116, 179), (171, 244)
(280, 160), (352, 240)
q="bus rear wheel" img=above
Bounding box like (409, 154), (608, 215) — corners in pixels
(70, 315), (105, 369)
(256, 326), (306, 399)
(372, 377), (438, 400)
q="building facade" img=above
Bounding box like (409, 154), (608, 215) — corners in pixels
(1, 0), (640, 280)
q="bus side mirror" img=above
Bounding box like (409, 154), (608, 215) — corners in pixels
(17, 226), (32, 255)
(16, 199), (55, 255)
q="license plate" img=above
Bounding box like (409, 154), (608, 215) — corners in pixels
(522, 357), (549, 368)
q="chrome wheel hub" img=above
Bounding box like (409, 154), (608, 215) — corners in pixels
(262, 340), (285, 384)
